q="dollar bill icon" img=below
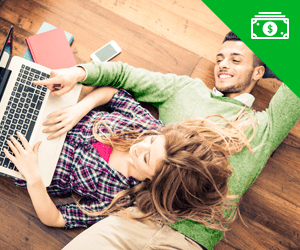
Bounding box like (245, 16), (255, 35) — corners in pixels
(251, 12), (289, 39)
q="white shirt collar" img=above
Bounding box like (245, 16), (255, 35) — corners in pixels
(212, 87), (255, 107)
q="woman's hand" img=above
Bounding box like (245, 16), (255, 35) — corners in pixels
(4, 132), (42, 184)
(4, 132), (66, 228)
(42, 103), (86, 140)
(42, 86), (119, 140)
(33, 66), (86, 97)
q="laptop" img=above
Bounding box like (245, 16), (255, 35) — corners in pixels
(0, 26), (82, 186)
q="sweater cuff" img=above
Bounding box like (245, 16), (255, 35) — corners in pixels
(76, 63), (94, 86)
(76, 65), (88, 82)
(77, 61), (105, 86)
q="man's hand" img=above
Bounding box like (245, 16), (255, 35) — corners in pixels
(33, 66), (86, 97)
(42, 103), (86, 140)
(4, 132), (42, 184)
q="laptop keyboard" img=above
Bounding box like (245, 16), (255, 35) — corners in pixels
(0, 64), (49, 171)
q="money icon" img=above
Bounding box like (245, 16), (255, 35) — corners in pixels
(263, 22), (277, 36)
(251, 12), (289, 39)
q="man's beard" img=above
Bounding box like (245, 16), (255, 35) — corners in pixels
(219, 70), (254, 94)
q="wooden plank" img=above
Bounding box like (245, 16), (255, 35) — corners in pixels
(0, 183), (73, 249)
(230, 213), (298, 250)
(270, 142), (300, 172)
(257, 77), (281, 93)
(282, 132), (300, 149)
(218, 216), (270, 250)
(253, 157), (300, 207)
(240, 185), (300, 248)
(0, 18), (31, 57)
(287, 120), (300, 141)
(214, 241), (237, 250)
(0, 176), (34, 213)
(90, 0), (230, 62)
(0, 0), (200, 76)
(0, 176), (85, 240)
(190, 57), (215, 90)
(148, 0), (229, 36)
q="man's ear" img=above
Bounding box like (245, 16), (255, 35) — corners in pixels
(253, 66), (265, 81)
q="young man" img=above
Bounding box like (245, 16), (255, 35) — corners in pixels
(35, 32), (300, 250)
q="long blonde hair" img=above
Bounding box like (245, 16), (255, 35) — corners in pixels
(80, 110), (256, 231)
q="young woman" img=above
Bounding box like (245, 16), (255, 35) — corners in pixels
(4, 86), (254, 231)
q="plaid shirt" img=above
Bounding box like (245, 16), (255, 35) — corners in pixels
(15, 89), (163, 229)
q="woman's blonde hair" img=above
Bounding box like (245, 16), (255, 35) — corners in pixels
(80, 110), (256, 231)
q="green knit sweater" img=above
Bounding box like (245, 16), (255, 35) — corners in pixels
(79, 61), (300, 250)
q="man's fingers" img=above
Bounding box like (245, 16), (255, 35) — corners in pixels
(34, 69), (56, 85)
(49, 86), (70, 97)
(33, 81), (56, 92)
(33, 76), (58, 86)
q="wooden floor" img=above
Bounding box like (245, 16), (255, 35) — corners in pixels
(0, 0), (300, 249)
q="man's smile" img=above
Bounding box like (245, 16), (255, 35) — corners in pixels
(218, 72), (233, 79)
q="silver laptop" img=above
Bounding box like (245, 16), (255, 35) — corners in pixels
(0, 26), (82, 186)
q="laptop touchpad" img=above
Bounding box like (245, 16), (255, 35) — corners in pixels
(37, 128), (61, 156)
(34, 85), (82, 157)
(35, 94), (72, 156)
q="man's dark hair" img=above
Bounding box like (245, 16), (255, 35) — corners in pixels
(223, 31), (266, 68)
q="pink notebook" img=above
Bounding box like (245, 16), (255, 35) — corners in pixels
(25, 27), (77, 69)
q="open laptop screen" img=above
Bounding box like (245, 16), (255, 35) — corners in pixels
(0, 26), (13, 102)
(0, 26), (13, 69)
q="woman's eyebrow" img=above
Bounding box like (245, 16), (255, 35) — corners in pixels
(148, 136), (158, 165)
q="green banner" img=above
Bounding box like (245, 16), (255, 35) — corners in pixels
(202, 0), (300, 98)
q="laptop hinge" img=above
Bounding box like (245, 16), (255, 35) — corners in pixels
(0, 67), (12, 102)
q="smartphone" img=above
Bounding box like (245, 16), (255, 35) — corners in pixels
(90, 40), (122, 62)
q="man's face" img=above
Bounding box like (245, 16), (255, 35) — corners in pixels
(214, 41), (255, 94)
